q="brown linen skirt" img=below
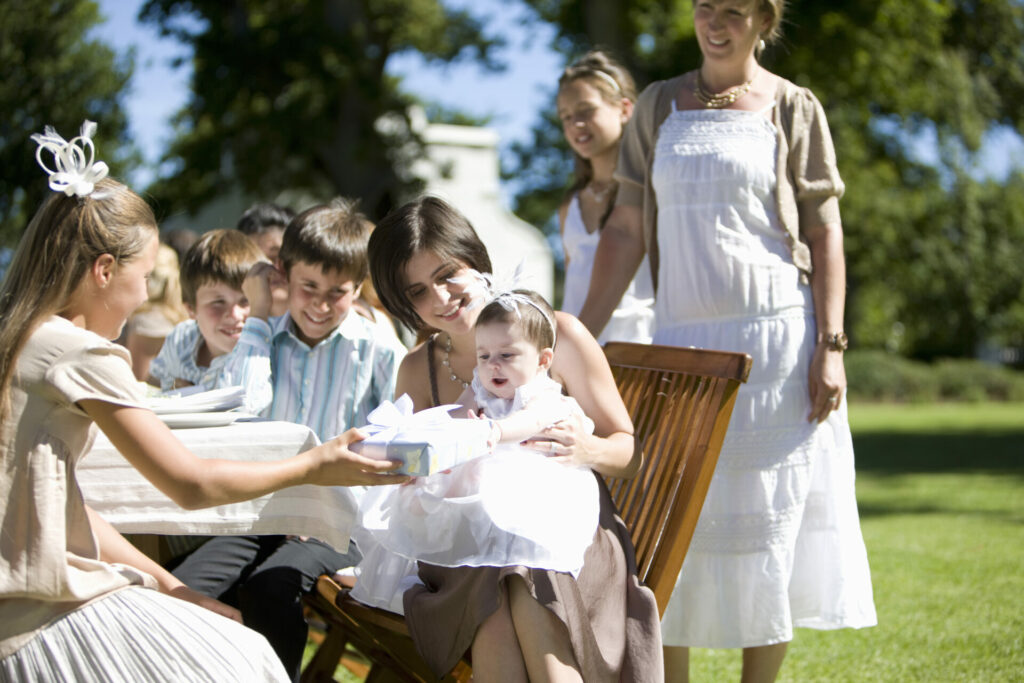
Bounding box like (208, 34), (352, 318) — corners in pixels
(403, 473), (664, 682)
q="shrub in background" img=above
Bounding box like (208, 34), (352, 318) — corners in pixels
(845, 351), (1024, 402)
(845, 351), (939, 402)
(932, 359), (1024, 402)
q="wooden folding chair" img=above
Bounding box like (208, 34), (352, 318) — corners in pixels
(301, 342), (751, 682)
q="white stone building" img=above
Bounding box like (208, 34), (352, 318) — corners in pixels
(160, 116), (554, 303)
(410, 117), (554, 302)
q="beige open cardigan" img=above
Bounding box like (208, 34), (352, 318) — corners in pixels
(615, 74), (845, 288)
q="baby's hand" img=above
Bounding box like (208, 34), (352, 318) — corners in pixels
(466, 409), (501, 448)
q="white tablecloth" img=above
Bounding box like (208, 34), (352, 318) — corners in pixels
(79, 418), (358, 550)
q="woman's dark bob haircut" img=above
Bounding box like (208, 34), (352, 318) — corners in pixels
(369, 196), (492, 331)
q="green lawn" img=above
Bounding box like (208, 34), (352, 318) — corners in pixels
(691, 402), (1024, 682)
(306, 402), (1024, 681)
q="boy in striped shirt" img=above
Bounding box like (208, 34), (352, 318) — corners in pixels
(170, 198), (404, 680)
(148, 229), (266, 391)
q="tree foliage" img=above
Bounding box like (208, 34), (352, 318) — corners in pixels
(512, 0), (1024, 359)
(0, 0), (135, 246)
(139, 0), (503, 220)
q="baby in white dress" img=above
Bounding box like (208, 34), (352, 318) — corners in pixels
(353, 289), (600, 612)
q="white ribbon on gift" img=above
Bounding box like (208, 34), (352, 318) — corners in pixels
(361, 394), (463, 444)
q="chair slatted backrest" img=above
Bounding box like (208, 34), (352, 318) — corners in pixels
(602, 342), (751, 614)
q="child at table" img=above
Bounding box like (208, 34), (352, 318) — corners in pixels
(236, 201), (292, 316)
(0, 120), (404, 681)
(148, 228), (266, 392)
(169, 197), (405, 680)
(354, 286), (601, 610)
(237, 201), (293, 262)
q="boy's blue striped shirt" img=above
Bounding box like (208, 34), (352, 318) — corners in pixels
(149, 319), (234, 392)
(223, 311), (403, 442)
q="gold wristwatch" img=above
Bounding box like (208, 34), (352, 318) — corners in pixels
(818, 331), (849, 352)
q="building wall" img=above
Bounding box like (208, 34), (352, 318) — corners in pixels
(159, 119), (555, 304)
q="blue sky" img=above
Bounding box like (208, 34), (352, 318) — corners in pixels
(94, 0), (1022, 195)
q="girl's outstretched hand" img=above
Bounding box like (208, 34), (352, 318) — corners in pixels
(167, 584), (242, 623)
(309, 428), (409, 487)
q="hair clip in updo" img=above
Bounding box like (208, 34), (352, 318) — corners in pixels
(31, 120), (109, 198)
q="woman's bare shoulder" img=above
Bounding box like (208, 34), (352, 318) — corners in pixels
(552, 311), (605, 378)
(554, 310), (595, 346)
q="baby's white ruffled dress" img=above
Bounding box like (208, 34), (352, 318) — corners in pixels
(352, 372), (599, 613)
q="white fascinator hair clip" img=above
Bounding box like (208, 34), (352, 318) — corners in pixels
(31, 120), (109, 198)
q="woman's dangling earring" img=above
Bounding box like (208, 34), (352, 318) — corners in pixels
(758, 38), (766, 53)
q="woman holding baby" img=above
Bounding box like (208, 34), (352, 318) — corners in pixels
(367, 195), (663, 683)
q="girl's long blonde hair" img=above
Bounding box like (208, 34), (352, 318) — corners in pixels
(0, 177), (158, 423)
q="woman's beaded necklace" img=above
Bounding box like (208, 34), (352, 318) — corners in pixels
(441, 333), (471, 389)
(583, 180), (615, 203)
(693, 70), (755, 109)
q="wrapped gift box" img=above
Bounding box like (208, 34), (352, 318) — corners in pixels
(352, 395), (492, 476)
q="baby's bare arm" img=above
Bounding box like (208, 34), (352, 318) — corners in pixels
(488, 394), (571, 446)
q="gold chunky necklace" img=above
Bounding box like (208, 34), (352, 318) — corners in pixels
(693, 71), (755, 109)
(441, 333), (471, 389)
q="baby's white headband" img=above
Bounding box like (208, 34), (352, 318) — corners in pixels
(31, 120), (109, 198)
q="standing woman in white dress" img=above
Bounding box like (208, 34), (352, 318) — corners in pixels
(556, 50), (654, 344)
(577, 1), (877, 681)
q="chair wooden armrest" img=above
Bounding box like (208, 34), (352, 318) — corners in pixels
(302, 574), (470, 683)
(302, 343), (750, 681)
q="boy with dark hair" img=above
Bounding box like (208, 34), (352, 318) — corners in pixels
(171, 198), (404, 680)
(236, 201), (294, 262)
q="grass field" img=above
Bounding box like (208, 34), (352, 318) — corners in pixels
(691, 401), (1024, 682)
(307, 402), (1024, 682)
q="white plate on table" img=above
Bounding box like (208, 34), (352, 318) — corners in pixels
(145, 386), (246, 414)
(158, 412), (244, 429)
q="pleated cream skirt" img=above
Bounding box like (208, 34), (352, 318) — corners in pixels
(0, 586), (288, 682)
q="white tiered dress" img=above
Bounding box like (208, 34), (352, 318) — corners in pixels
(561, 195), (655, 344)
(652, 105), (877, 648)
